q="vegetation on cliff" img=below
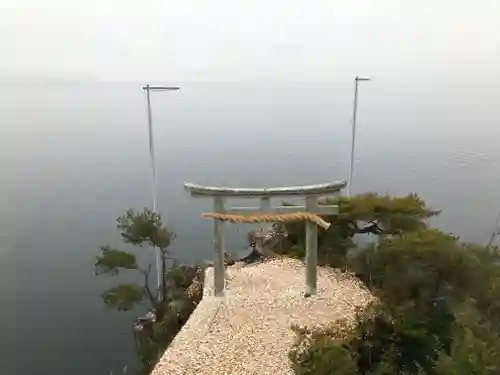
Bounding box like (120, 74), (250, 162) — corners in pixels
(96, 195), (500, 375)
(95, 208), (203, 375)
(285, 194), (500, 374)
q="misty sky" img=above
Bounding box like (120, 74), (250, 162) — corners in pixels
(1, 0), (499, 81)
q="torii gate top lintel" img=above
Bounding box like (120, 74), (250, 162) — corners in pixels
(184, 181), (346, 197)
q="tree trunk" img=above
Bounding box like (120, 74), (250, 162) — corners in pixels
(161, 250), (167, 303)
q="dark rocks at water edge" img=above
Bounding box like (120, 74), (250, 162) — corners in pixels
(205, 224), (289, 266)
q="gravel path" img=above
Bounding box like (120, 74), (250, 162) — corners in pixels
(152, 257), (373, 375)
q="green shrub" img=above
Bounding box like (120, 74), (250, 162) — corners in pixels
(288, 194), (500, 375)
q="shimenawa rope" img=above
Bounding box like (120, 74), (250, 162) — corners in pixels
(201, 212), (331, 230)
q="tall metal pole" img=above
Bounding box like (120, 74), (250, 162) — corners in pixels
(144, 85), (158, 213)
(142, 84), (179, 301)
(144, 84), (161, 298)
(347, 76), (370, 197)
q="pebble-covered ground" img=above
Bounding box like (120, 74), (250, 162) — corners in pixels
(152, 257), (373, 375)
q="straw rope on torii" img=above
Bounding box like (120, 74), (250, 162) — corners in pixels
(201, 212), (331, 230)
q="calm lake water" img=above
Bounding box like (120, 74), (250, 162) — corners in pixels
(0, 79), (499, 374)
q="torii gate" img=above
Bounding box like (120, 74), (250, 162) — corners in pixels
(184, 181), (346, 297)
